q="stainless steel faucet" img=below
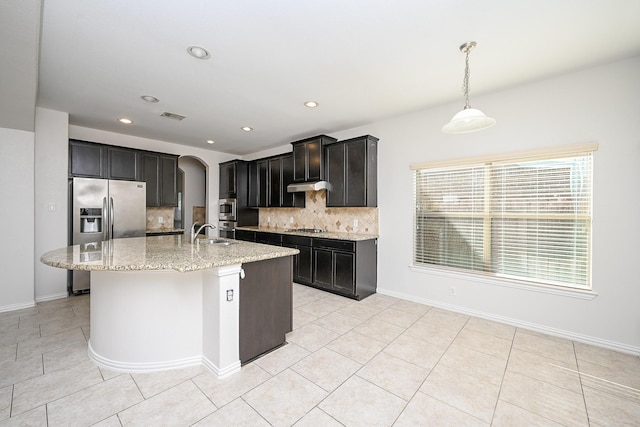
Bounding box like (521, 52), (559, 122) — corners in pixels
(191, 223), (216, 243)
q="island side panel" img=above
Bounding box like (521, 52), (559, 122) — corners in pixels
(239, 256), (293, 364)
(89, 270), (203, 371)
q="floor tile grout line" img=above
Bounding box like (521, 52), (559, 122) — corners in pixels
(488, 324), (516, 426)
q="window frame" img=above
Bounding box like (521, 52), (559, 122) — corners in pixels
(410, 143), (598, 298)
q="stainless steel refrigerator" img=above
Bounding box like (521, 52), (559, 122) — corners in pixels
(70, 177), (147, 293)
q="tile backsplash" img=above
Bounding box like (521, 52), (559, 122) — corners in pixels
(146, 207), (175, 231)
(259, 190), (378, 234)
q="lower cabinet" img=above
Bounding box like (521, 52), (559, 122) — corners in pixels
(234, 229), (377, 300)
(239, 256), (293, 364)
(312, 238), (377, 300)
(282, 235), (313, 285)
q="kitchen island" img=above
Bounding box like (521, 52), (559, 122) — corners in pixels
(40, 235), (298, 378)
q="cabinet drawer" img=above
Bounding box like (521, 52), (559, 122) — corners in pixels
(313, 238), (355, 252)
(256, 232), (283, 245)
(282, 235), (313, 247)
(235, 230), (256, 242)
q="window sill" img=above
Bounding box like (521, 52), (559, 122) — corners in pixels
(408, 265), (598, 300)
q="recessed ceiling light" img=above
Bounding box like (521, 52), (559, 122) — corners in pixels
(206, 139), (215, 144)
(187, 45), (211, 59)
(241, 126), (253, 132)
(304, 101), (319, 108)
(141, 95), (159, 103)
(117, 118), (133, 124)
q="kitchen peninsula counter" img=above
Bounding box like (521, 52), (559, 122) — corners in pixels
(40, 236), (298, 379)
(41, 235), (298, 272)
(235, 226), (378, 241)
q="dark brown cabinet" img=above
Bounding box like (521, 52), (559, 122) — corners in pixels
(239, 256), (293, 363)
(282, 235), (313, 285)
(70, 139), (178, 206)
(234, 229), (256, 242)
(291, 135), (337, 183)
(69, 140), (107, 178)
(107, 146), (141, 181)
(219, 161), (237, 199)
(144, 153), (178, 207)
(312, 238), (377, 300)
(249, 155), (304, 208)
(325, 135), (378, 207)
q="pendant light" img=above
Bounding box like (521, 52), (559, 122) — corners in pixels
(442, 41), (495, 134)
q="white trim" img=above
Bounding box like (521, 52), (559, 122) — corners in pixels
(0, 300), (36, 313)
(202, 356), (241, 379)
(377, 287), (639, 356)
(35, 292), (69, 303)
(409, 142), (599, 170)
(88, 341), (203, 373)
(408, 265), (598, 300)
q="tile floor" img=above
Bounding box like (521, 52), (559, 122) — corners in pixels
(1, 284), (639, 426)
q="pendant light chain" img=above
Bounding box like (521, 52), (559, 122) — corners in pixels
(463, 47), (471, 109)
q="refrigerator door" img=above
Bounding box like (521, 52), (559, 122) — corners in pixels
(72, 177), (109, 293)
(108, 180), (147, 238)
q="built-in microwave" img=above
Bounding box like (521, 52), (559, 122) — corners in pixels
(219, 198), (237, 221)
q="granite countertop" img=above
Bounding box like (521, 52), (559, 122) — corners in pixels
(40, 235), (298, 273)
(235, 226), (378, 241)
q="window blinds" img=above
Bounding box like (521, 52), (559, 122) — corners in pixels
(413, 144), (595, 289)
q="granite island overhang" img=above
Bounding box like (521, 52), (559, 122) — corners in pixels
(40, 235), (299, 378)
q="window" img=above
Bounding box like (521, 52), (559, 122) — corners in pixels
(411, 144), (596, 290)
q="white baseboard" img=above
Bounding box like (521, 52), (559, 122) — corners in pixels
(377, 287), (640, 356)
(0, 300), (36, 313)
(35, 292), (69, 303)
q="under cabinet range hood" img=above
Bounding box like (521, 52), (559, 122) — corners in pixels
(287, 180), (331, 193)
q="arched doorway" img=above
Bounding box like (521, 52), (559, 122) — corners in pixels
(177, 156), (207, 235)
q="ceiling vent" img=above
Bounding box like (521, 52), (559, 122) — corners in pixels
(160, 112), (186, 121)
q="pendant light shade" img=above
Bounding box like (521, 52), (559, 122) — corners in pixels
(443, 41), (495, 134)
(442, 107), (496, 134)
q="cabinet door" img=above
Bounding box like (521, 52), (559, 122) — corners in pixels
(281, 155), (294, 207)
(292, 143), (307, 182)
(297, 245), (313, 284)
(325, 143), (345, 207)
(143, 154), (160, 206)
(108, 147), (139, 181)
(345, 139), (367, 207)
(247, 161), (259, 208)
(257, 160), (269, 207)
(306, 139), (322, 181)
(69, 140), (106, 178)
(219, 162), (236, 199)
(268, 158), (282, 207)
(333, 251), (355, 294)
(160, 156), (177, 206)
(313, 248), (333, 289)
(235, 230), (256, 242)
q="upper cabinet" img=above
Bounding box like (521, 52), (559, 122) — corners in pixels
(69, 139), (178, 207)
(144, 152), (178, 207)
(69, 139), (142, 181)
(219, 160), (239, 199)
(325, 135), (379, 207)
(69, 140), (106, 178)
(248, 154), (304, 208)
(108, 146), (141, 181)
(291, 135), (337, 183)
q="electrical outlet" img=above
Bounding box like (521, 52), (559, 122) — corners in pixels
(267, 216), (271, 223)
(158, 216), (164, 224)
(449, 286), (457, 296)
(290, 217), (294, 224)
(353, 219), (359, 228)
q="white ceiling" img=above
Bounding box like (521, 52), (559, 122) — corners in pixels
(3, 1), (640, 155)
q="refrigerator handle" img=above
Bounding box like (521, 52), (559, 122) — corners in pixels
(110, 197), (114, 240)
(103, 197), (109, 241)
